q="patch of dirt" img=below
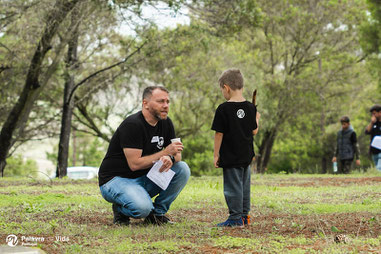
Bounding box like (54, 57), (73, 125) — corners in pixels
(172, 209), (381, 239)
(0, 179), (97, 187)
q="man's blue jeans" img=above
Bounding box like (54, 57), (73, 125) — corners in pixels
(372, 153), (381, 171)
(100, 161), (190, 218)
(223, 165), (251, 220)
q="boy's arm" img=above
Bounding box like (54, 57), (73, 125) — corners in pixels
(351, 132), (361, 164)
(332, 134), (338, 162)
(214, 132), (223, 168)
(253, 112), (261, 135)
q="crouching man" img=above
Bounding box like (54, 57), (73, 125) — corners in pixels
(98, 86), (190, 225)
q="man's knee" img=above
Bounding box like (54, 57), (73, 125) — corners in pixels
(174, 161), (191, 180)
(121, 198), (153, 219)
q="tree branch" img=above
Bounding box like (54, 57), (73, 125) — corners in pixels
(67, 40), (147, 104)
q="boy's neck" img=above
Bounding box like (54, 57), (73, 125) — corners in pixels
(228, 89), (245, 102)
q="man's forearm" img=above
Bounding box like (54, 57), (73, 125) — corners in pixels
(174, 152), (182, 162)
(365, 122), (373, 134)
(124, 149), (170, 171)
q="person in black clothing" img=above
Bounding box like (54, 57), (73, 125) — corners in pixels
(211, 69), (260, 227)
(98, 86), (190, 225)
(365, 104), (381, 171)
(332, 116), (360, 174)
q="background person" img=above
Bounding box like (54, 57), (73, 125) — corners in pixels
(332, 116), (360, 174)
(365, 104), (381, 171)
(98, 86), (190, 225)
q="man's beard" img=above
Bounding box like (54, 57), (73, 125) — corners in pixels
(152, 108), (168, 120)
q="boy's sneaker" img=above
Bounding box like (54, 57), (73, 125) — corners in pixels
(112, 203), (130, 226)
(242, 215), (251, 225)
(217, 218), (244, 228)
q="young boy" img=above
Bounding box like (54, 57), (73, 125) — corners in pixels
(332, 116), (360, 174)
(211, 68), (260, 227)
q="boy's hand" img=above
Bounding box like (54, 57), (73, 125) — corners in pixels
(214, 156), (219, 168)
(256, 111), (261, 120)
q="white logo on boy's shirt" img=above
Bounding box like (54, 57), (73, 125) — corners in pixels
(237, 109), (245, 118)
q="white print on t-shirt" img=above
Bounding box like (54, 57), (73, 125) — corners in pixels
(237, 109), (245, 119)
(151, 136), (164, 149)
(157, 137), (164, 149)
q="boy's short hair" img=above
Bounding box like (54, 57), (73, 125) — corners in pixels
(369, 104), (381, 112)
(218, 68), (244, 90)
(340, 116), (350, 123)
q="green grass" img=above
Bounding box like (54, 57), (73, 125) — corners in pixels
(0, 172), (380, 253)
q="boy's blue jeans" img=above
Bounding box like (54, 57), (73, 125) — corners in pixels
(372, 153), (381, 171)
(223, 165), (251, 220)
(100, 161), (190, 218)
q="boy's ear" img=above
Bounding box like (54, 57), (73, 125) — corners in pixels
(223, 84), (230, 92)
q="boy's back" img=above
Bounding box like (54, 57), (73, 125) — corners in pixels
(212, 101), (257, 168)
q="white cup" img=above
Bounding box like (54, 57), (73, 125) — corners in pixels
(171, 138), (181, 143)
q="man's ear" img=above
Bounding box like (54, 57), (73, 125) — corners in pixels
(142, 99), (149, 109)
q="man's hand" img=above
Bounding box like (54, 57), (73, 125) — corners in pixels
(371, 115), (377, 124)
(332, 157), (337, 163)
(164, 141), (183, 156)
(356, 159), (361, 166)
(159, 155), (173, 172)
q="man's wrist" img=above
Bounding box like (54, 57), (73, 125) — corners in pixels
(168, 155), (176, 164)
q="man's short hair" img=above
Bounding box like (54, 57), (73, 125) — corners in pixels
(142, 86), (169, 100)
(340, 116), (350, 123)
(218, 68), (244, 90)
(369, 104), (381, 112)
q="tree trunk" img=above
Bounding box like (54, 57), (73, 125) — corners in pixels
(56, 7), (80, 178)
(0, 0), (80, 177)
(256, 127), (278, 173)
(72, 129), (77, 167)
(56, 75), (75, 178)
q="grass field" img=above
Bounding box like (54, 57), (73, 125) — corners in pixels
(0, 171), (380, 253)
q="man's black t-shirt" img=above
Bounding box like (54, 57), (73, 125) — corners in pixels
(211, 101), (257, 168)
(366, 121), (381, 154)
(98, 111), (175, 186)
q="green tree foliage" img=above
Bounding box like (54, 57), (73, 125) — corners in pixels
(360, 0), (381, 90)
(4, 155), (38, 177)
(1, 0), (379, 177)
(46, 133), (106, 168)
(361, 0), (381, 54)
(234, 0), (371, 172)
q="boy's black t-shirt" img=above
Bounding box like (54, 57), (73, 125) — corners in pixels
(98, 111), (175, 186)
(211, 101), (257, 168)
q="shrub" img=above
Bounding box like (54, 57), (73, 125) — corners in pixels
(4, 155), (38, 177)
